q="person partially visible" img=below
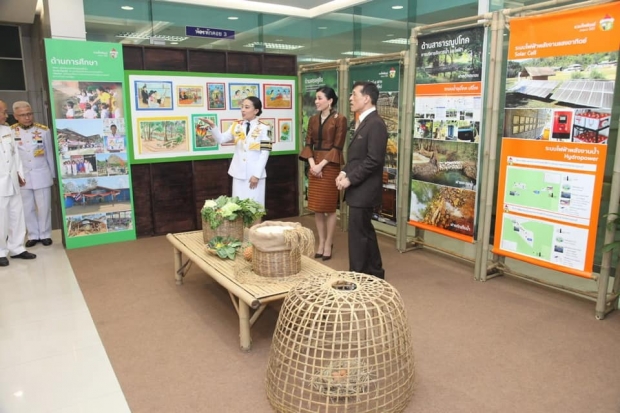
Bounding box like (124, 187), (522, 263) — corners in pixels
(12, 101), (56, 247)
(0, 118), (36, 266)
(299, 86), (347, 261)
(83, 103), (97, 119)
(336, 81), (387, 279)
(65, 101), (75, 119)
(0, 100), (7, 125)
(201, 96), (272, 206)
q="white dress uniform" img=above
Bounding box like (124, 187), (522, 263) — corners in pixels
(12, 123), (56, 241)
(0, 125), (27, 258)
(210, 118), (272, 206)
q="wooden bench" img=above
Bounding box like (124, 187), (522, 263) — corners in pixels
(167, 231), (334, 351)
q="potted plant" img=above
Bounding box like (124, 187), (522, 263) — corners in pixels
(205, 236), (243, 260)
(201, 195), (266, 242)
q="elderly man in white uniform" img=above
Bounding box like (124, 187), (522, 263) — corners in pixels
(0, 116), (36, 267)
(12, 101), (56, 247)
(202, 96), (272, 206)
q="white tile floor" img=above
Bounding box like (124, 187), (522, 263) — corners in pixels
(0, 231), (130, 413)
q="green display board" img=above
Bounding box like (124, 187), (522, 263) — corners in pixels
(45, 39), (136, 249)
(349, 62), (401, 226)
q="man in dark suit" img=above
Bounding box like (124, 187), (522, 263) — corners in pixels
(336, 81), (387, 279)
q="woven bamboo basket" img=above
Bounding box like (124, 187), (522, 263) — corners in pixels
(248, 221), (314, 278)
(202, 217), (244, 243)
(266, 272), (415, 413)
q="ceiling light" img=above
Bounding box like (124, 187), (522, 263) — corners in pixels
(228, 16), (239, 20)
(392, 5), (404, 10)
(171, 42), (178, 45)
(317, 26), (327, 30)
(244, 42), (304, 50)
(116, 33), (189, 42)
(386, 34), (394, 37)
(121, 6), (134, 10)
(275, 38), (283, 42)
(298, 57), (335, 63)
(382, 38), (408, 44)
(341, 51), (383, 57)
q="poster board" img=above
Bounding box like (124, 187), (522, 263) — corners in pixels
(45, 39), (136, 249)
(493, 3), (619, 278)
(408, 26), (486, 242)
(125, 71), (298, 164)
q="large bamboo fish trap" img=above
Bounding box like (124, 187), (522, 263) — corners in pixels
(248, 221), (314, 278)
(202, 217), (244, 243)
(266, 272), (415, 413)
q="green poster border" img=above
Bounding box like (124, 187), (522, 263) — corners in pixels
(45, 39), (137, 249)
(124, 70), (299, 164)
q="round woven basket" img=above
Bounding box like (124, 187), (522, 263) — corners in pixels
(266, 272), (415, 413)
(249, 221), (314, 278)
(202, 217), (244, 243)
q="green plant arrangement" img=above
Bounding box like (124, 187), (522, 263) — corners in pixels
(201, 195), (266, 230)
(206, 236), (243, 260)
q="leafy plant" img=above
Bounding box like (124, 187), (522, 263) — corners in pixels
(201, 195), (266, 229)
(207, 236), (243, 260)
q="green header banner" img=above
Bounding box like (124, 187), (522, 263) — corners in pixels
(45, 39), (136, 249)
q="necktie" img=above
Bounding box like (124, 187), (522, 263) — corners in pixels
(245, 121), (250, 135)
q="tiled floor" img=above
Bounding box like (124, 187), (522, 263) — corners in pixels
(0, 231), (130, 413)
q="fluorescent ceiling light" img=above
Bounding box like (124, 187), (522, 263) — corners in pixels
(121, 6), (134, 10)
(162, 0), (371, 18)
(382, 38), (408, 44)
(392, 5), (404, 9)
(341, 51), (383, 57)
(298, 57), (336, 63)
(317, 26), (327, 30)
(228, 16), (239, 20)
(244, 42), (304, 50)
(116, 33), (189, 42)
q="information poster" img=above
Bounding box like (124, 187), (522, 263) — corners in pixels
(349, 62), (401, 226)
(300, 70), (338, 206)
(493, 3), (619, 277)
(45, 39), (136, 249)
(408, 27), (485, 242)
(126, 71), (297, 164)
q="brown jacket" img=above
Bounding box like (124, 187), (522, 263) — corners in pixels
(299, 112), (348, 165)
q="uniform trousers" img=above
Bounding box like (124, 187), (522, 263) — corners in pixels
(0, 194), (26, 258)
(21, 187), (52, 240)
(348, 206), (385, 279)
(232, 177), (266, 207)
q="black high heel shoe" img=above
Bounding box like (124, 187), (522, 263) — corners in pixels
(314, 252), (323, 259)
(322, 245), (333, 261)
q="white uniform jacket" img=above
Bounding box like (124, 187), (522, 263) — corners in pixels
(211, 119), (272, 180)
(0, 125), (24, 197)
(12, 123), (56, 190)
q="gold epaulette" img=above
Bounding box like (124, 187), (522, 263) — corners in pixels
(10, 123), (19, 129)
(34, 123), (49, 130)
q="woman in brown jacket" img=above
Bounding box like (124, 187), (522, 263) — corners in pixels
(299, 87), (347, 260)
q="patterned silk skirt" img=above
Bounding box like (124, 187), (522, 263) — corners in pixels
(307, 151), (340, 213)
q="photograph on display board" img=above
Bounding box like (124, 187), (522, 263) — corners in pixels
(62, 175), (131, 216)
(65, 213), (108, 237)
(416, 27), (484, 84)
(259, 118), (275, 142)
(207, 82), (226, 110)
(219, 119), (237, 146)
(103, 118), (125, 135)
(56, 119), (105, 159)
(136, 117), (188, 154)
(134, 81), (173, 110)
(60, 154), (97, 179)
(104, 124), (126, 153)
(277, 119), (292, 142)
(192, 114), (218, 151)
(176, 85), (204, 107)
(411, 139), (478, 191)
(228, 83), (259, 109)
(410, 180), (476, 237)
(51, 81), (123, 120)
(503, 109), (553, 140)
(263, 84), (293, 109)
(96, 153), (128, 177)
(106, 210), (133, 233)
(376, 91), (399, 132)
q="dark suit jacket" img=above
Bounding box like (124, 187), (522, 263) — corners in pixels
(342, 110), (387, 208)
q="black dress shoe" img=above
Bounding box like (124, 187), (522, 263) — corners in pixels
(322, 254), (332, 261)
(41, 238), (53, 246)
(0, 257), (8, 266)
(25, 239), (39, 248)
(314, 252), (323, 258)
(10, 251), (36, 259)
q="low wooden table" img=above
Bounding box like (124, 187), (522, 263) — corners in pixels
(167, 231), (334, 351)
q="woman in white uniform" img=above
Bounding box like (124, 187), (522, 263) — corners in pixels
(203, 97), (272, 206)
